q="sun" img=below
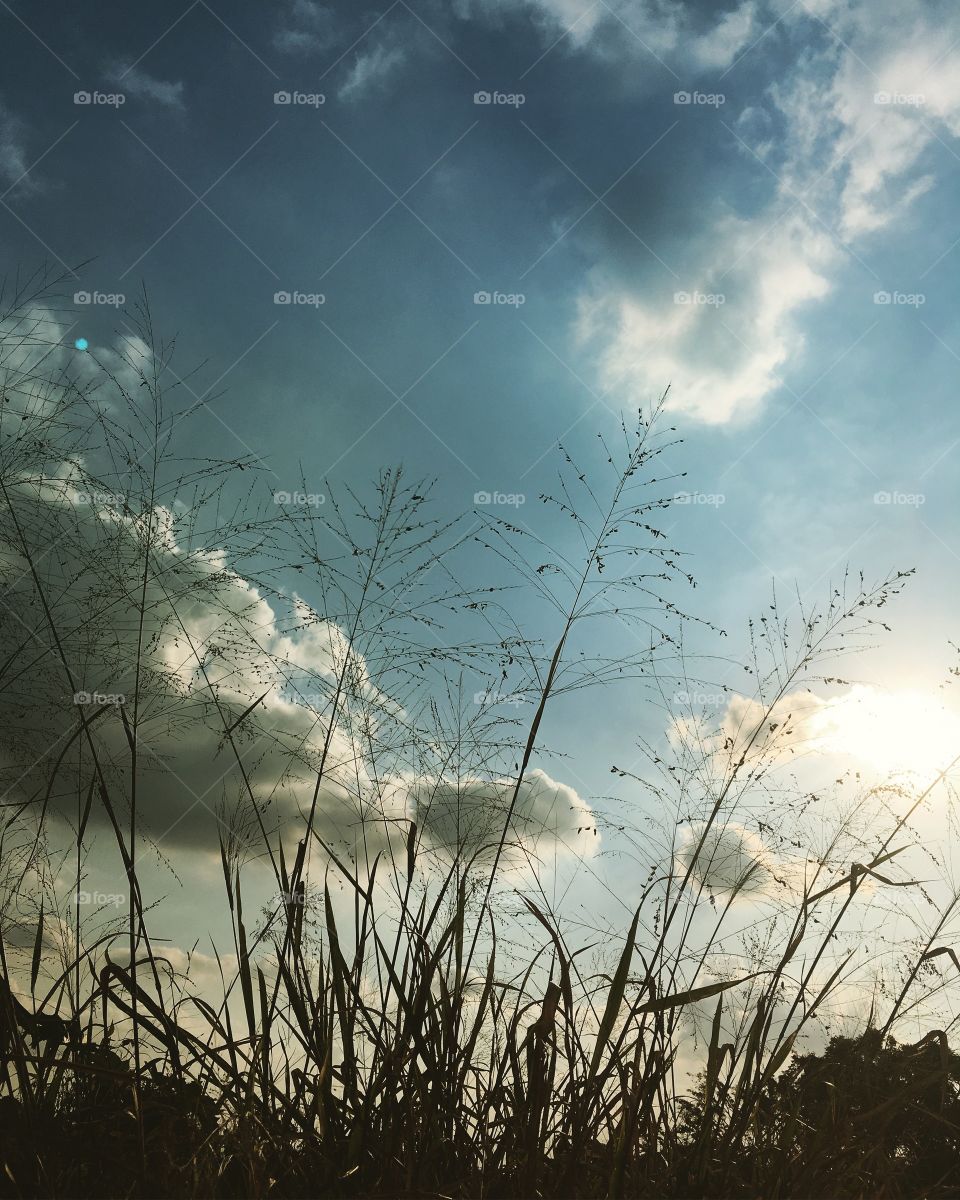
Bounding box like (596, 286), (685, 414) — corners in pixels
(824, 688), (960, 781)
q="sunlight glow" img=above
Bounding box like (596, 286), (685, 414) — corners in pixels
(821, 688), (960, 780)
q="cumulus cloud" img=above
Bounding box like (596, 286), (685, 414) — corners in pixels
(586, 5), (960, 419)
(0, 481), (410, 862)
(674, 684), (960, 780)
(0, 322), (593, 880)
(765, 0), (959, 241)
(402, 767), (598, 871)
(479, 0), (960, 423)
(577, 210), (835, 424)
(676, 820), (774, 895)
(0, 479), (593, 869)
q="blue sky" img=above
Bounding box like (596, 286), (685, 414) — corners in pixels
(3, 0), (960, 941)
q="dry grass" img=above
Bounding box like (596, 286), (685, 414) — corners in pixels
(0, 267), (959, 1199)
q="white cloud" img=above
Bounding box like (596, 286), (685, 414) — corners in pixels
(689, 3), (758, 70)
(338, 40), (407, 103)
(676, 820), (774, 895)
(493, 0), (960, 423)
(675, 684), (960, 781)
(273, 0), (338, 55)
(0, 473), (388, 857)
(576, 210), (835, 424)
(0, 326), (592, 879)
(110, 65), (185, 109)
(459, 0), (758, 70)
(401, 767), (598, 871)
(766, 3), (959, 242)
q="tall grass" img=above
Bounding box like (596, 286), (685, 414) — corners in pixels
(1, 269), (959, 1198)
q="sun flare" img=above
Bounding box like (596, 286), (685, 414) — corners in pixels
(822, 688), (960, 780)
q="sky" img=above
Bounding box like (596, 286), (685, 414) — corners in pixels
(2, 0), (960, 985)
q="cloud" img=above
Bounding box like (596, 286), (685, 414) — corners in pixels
(689, 3), (757, 71)
(0, 101), (33, 192)
(338, 39), (407, 103)
(765, 0), (958, 242)
(576, 210), (835, 424)
(0, 324), (592, 880)
(674, 684), (960, 781)
(271, 3), (410, 100)
(459, 0), (758, 71)
(676, 820), (774, 895)
(110, 65), (185, 109)
(483, 0), (960, 423)
(0, 480), (401, 861)
(272, 0), (339, 55)
(402, 767), (598, 870)
(0, 304), (151, 424)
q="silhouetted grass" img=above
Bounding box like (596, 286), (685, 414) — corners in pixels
(1, 267), (958, 1199)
